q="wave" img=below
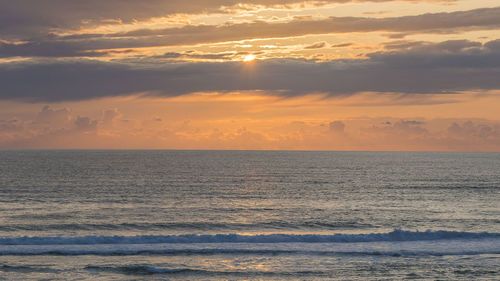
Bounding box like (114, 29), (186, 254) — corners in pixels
(2, 248), (499, 257)
(86, 265), (200, 275)
(0, 229), (497, 246)
(0, 221), (372, 231)
(0, 264), (59, 273)
(85, 265), (325, 276)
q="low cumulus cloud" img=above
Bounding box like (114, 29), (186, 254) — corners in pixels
(329, 121), (345, 133)
(448, 121), (500, 141)
(400, 120), (424, 125)
(74, 116), (98, 132)
(0, 119), (24, 132)
(358, 120), (500, 151)
(0, 106), (97, 147)
(2, 106), (499, 151)
(0, 39), (499, 102)
(365, 120), (429, 137)
(34, 105), (72, 126)
(101, 108), (122, 128)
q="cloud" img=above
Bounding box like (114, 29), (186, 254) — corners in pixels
(0, 39), (499, 102)
(329, 121), (345, 133)
(331, 43), (354, 48)
(74, 116), (98, 132)
(305, 42), (328, 49)
(0, 119), (24, 132)
(355, 119), (500, 151)
(447, 121), (500, 141)
(0, 0), (459, 39)
(366, 120), (429, 137)
(3, 106), (499, 151)
(34, 105), (72, 127)
(156, 51), (241, 60)
(101, 108), (122, 128)
(1, 7), (499, 58)
(401, 120), (424, 125)
(0, 105), (103, 148)
(0, 42), (106, 58)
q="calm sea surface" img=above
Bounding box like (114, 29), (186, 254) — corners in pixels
(0, 150), (499, 280)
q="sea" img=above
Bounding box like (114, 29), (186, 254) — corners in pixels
(0, 150), (498, 280)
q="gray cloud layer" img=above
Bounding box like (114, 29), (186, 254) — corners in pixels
(1, 39), (499, 102)
(1, 7), (498, 58)
(0, 0), (457, 39)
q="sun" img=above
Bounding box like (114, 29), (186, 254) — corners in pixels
(243, 54), (256, 62)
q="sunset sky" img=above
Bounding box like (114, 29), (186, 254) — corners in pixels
(1, 0), (499, 150)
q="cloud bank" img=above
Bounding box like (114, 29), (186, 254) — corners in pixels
(1, 40), (499, 102)
(2, 105), (499, 151)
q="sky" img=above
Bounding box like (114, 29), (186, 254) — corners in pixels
(0, 0), (499, 151)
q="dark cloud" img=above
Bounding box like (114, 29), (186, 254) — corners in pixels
(0, 40), (499, 102)
(159, 52), (183, 59)
(485, 39), (500, 50)
(156, 51), (239, 60)
(0, 42), (105, 58)
(401, 120), (424, 125)
(305, 42), (328, 49)
(1, 7), (498, 58)
(368, 39), (500, 68)
(331, 43), (354, 48)
(382, 41), (427, 50)
(366, 120), (429, 137)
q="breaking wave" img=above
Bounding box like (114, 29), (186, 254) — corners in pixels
(85, 265), (326, 276)
(0, 229), (497, 256)
(0, 229), (497, 246)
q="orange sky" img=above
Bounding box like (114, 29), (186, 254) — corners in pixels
(0, 0), (499, 150)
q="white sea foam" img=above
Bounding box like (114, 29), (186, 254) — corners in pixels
(0, 230), (498, 256)
(0, 229), (497, 246)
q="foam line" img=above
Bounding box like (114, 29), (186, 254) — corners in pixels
(0, 229), (497, 246)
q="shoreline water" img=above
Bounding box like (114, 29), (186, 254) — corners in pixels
(1, 151), (498, 279)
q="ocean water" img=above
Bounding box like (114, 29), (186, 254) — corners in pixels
(0, 150), (498, 280)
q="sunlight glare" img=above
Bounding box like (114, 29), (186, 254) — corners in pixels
(243, 54), (256, 62)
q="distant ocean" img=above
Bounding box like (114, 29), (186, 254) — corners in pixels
(0, 150), (498, 280)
